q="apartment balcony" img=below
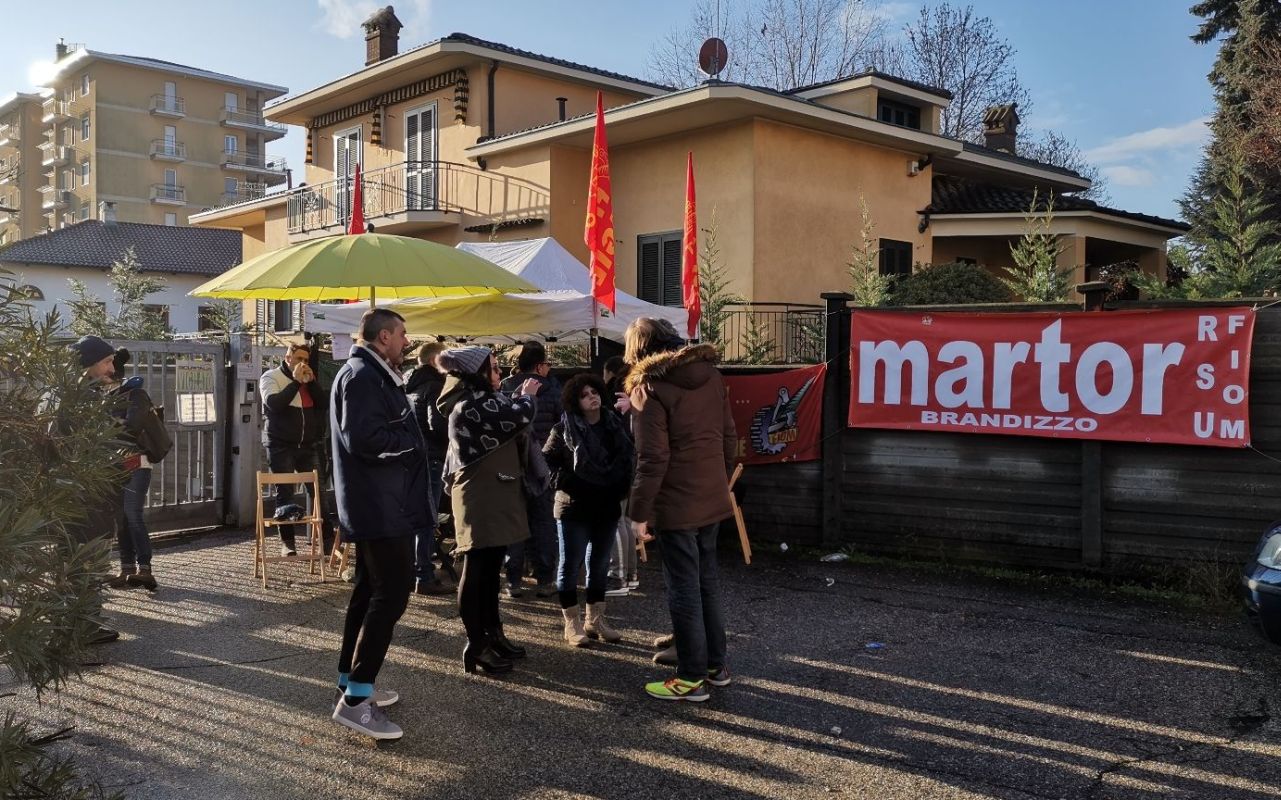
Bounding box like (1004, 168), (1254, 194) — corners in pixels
(221, 152), (287, 183)
(286, 160), (550, 240)
(149, 139), (187, 162)
(40, 145), (73, 168)
(0, 158), (16, 185)
(218, 182), (269, 207)
(41, 99), (71, 123)
(150, 184), (186, 205)
(219, 108), (286, 138)
(0, 209), (17, 225)
(0, 124), (17, 148)
(40, 188), (71, 210)
(149, 95), (186, 118)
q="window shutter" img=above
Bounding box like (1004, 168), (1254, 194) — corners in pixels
(661, 237), (683, 306)
(638, 238), (661, 304)
(405, 113), (420, 209)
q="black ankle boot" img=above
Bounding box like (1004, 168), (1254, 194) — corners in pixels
(488, 626), (526, 659)
(462, 640), (513, 675)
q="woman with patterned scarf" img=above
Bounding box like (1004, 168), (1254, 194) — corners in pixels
(436, 346), (542, 675)
(542, 372), (635, 647)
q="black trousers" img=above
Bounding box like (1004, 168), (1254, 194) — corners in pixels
(338, 536), (414, 685)
(458, 546), (505, 645)
(266, 442), (316, 548)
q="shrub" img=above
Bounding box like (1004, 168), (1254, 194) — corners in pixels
(888, 262), (1011, 306)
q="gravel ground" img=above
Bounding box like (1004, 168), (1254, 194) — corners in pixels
(5, 529), (1281, 800)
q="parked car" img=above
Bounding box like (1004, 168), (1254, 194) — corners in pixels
(1243, 521), (1281, 644)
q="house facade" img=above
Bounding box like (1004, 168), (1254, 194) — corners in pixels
(191, 13), (1185, 332)
(0, 41), (289, 246)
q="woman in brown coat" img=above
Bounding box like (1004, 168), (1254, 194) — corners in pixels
(437, 346), (542, 675)
(624, 318), (737, 702)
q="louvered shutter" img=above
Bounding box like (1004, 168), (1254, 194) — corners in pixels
(638, 238), (661, 304)
(405, 113), (421, 209)
(661, 237), (682, 306)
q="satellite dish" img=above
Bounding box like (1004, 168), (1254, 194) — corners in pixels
(698, 37), (729, 78)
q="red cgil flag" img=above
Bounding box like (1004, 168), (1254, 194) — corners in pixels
(681, 151), (700, 339)
(584, 92), (616, 313)
(347, 162), (365, 235)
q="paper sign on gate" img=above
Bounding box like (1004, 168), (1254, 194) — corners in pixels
(849, 308), (1256, 447)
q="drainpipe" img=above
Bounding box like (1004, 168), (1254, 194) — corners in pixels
(477, 60), (499, 171)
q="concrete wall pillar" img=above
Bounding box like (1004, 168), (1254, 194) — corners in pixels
(1057, 234), (1089, 287)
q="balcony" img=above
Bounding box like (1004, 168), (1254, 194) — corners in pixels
(0, 124), (17, 148)
(149, 95), (186, 117)
(40, 189), (70, 210)
(41, 99), (71, 123)
(219, 108), (286, 138)
(150, 184), (186, 205)
(0, 209), (17, 225)
(0, 158), (16, 185)
(40, 145), (73, 168)
(286, 160), (550, 240)
(221, 151), (287, 183)
(150, 139), (187, 162)
(218, 181), (269, 207)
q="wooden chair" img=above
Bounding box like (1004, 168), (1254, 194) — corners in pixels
(634, 465), (752, 565)
(255, 470), (327, 587)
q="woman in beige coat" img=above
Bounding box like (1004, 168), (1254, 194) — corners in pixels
(437, 347), (542, 675)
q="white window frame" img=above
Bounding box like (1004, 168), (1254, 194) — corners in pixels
(163, 125), (177, 145)
(81, 73), (90, 96)
(164, 168), (177, 187)
(80, 113), (90, 141)
(404, 101), (438, 211)
(164, 212), (177, 226)
(224, 92), (238, 112)
(333, 126), (362, 223)
(80, 161), (90, 186)
(79, 205), (90, 221)
(223, 134), (237, 154)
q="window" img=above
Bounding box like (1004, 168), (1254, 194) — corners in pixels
(224, 135), (237, 155)
(224, 177), (237, 195)
(80, 113), (90, 141)
(636, 231), (684, 306)
(79, 206), (90, 221)
(198, 305), (222, 332)
(16, 284), (43, 300)
(143, 304), (170, 331)
(80, 73), (90, 96)
(271, 300), (296, 332)
(62, 170), (74, 191)
(164, 212), (177, 226)
(878, 239), (914, 277)
(163, 124), (176, 145)
(164, 168), (177, 187)
(224, 92), (238, 112)
(80, 160), (90, 186)
(878, 99), (921, 130)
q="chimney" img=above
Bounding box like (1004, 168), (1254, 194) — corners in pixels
(98, 200), (116, 225)
(556, 97), (568, 121)
(362, 6), (404, 66)
(55, 39), (68, 61)
(982, 103), (1020, 154)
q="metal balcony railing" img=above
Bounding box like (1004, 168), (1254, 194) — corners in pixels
(286, 160), (551, 234)
(41, 99), (70, 120)
(0, 124), (17, 143)
(220, 108), (286, 134)
(150, 95), (186, 116)
(150, 184), (185, 203)
(149, 139), (187, 159)
(221, 151), (286, 172)
(712, 303), (826, 364)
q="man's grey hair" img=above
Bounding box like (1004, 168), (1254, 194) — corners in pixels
(358, 308), (405, 343)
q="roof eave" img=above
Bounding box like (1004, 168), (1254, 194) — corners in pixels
(943, 149), (1091, 192)
(47, 49), (287, 96)
(930, 210), (1188, 237)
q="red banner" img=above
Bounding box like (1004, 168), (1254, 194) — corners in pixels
(849, 309), (1255, 447)
(726, 364), (826, 464)
(584, 92), (616, 313)
(682, 151), (700, 339)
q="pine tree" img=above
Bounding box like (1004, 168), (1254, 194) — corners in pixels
(68, 247), (171, 340)
(738, 312), (777, 364)
(697, 208), (744, 347)
(1000, 190), (1074, 302)
(0, 271), (124, 800)
(847, 197), (893, 307)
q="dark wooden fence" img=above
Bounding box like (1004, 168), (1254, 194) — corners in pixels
(734, 294), (1281, 569)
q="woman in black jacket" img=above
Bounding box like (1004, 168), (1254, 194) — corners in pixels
(543, 372), (635, 647)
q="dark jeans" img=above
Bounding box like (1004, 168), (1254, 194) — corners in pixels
(414, 457), (446, 583)
(117, 468), (153, 569)
(266, 442), (316, 548)
(556, 516), (617, 608)
(458, 545), (505, 645)
(338, 536), (415, 685)
(659, 523), (728, 682)
(506, 488), (556, 586)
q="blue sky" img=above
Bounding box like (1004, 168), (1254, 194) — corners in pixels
(1, 0), (1217, 220)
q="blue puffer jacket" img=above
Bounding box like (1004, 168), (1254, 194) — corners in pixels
(330, 345), (432, 542)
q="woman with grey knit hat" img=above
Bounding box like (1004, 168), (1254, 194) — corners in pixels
(436, 346), (543, 674)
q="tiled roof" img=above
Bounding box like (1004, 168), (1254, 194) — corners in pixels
(926, 176), (1189, 231)
(0, 221), (242, 275)
(440, 33), (675, 92)
(56, 49), (286, 95)
(787, 68), (954, 100)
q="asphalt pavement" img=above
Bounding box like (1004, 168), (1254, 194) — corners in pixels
(6, 529), (1281, 800)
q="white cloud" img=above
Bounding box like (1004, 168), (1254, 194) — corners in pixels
(27, 60), (59, 87)
(1101, 165), (1156, 188)
(316, 0), (432, 41)
(1084, 117), (1211, 165)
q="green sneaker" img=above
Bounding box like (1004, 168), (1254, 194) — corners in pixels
(645, 677), (709, 702)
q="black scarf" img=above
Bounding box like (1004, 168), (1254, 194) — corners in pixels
(561, 411), (633, 488)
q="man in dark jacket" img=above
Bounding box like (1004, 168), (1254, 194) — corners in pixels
(259, 343), (328, 556)
(497, 340), (561, 597)
(329, 308), (429, 741)
(405, 341), (452, 595)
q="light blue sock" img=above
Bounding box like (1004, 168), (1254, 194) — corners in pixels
(337, 672), (349, 690)
(344, 681), (373, 705)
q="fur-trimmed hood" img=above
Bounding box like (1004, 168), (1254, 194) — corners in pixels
(624, 344), (721, 394)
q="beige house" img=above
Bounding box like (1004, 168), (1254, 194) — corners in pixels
(0, 41), (289, 246)
(191, 12), (1185, 332)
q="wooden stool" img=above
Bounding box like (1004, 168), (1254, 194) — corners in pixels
(255, 470), (327, 587)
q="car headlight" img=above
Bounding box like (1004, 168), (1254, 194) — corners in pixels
(1258, 533), (1281, 569)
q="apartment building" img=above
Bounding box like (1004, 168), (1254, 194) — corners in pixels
(1, 41), (290, 244)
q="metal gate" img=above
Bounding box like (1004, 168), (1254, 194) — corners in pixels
(116, 339), (228, 530)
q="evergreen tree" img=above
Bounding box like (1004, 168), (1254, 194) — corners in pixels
(1000, 190), (1074, 302)
(847, 197), (893, 306)
(68, 247), (171, 341)
(697, 209), (744, 347)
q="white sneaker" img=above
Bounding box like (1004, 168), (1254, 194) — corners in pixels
(332, 697), (402, 740)
(334, 687), (399, 708)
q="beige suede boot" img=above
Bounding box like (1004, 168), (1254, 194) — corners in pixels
(561, 606), (589, 647)
(584, 602), (622, 643)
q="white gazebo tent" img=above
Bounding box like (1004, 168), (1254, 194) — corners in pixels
(304, 237), (687, 343)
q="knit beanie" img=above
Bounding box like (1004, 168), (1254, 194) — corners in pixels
(70, 335), (115, 368)
(438, 346), (492, 376)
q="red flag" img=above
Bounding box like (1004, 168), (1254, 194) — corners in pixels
(347, 162), (365, 235)
(584, 92), (616, 313)
(682, 152), (700, 339)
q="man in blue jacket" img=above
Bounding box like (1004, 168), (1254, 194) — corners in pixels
(329, 308), (429, 741)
